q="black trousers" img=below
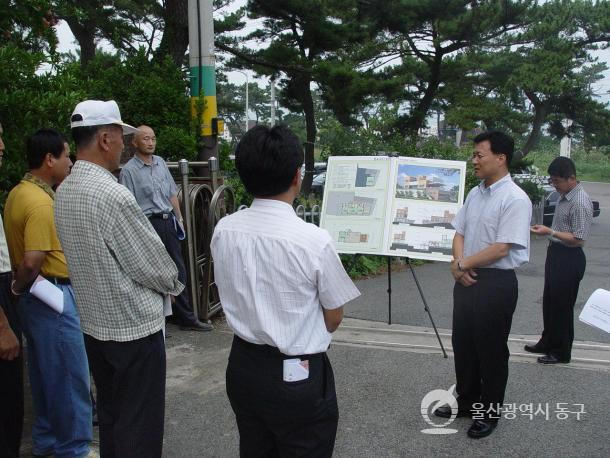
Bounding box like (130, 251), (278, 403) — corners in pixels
(227, 336), (339, 458)
(0, 272), (23, 458)
(537, 243), (586, 362)
(149, 217), (198, 325)
(84, 331), (166, 458)
(452, 268), (518, 420)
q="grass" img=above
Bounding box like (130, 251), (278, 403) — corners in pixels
(528, 148), (610, 183)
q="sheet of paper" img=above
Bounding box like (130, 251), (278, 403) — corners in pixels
(29, 275), (64, 314)
(579, 288), (610, 334)
(282, 358), (309, 382)
(163, 294), (173, 317)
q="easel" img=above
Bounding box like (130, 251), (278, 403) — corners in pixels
(348, 254), (448, 358)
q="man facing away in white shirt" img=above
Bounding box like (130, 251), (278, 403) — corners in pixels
(211, 125), (360, 457)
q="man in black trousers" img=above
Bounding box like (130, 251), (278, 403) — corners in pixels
(120, 125), (212, 332)
(435, 131), (532, 439)
(0, 121), (24, 458)
(211, 125), (360, 457)
(528, 157), (593, 364)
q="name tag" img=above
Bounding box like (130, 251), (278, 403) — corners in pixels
(283, 358), (309, 382)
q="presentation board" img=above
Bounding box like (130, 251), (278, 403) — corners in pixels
(319, 156), (467, 262)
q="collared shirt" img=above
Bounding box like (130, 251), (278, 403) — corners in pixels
(551, 182), (593, 244)
(211, 198), (360, 356)
(4, 179), (69, 278)
(55, 160), (184, 342)
(0, 215), (11, 274)
(119, 155), (177, 216)
(452, 173), (532, 269)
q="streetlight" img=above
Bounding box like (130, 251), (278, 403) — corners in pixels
(235, 70), (249, 133)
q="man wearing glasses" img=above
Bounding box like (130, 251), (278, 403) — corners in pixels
(528, 157), (593, 364)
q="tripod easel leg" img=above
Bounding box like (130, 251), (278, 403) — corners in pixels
(406, 257), (448, 358)
(387, 256), (392, 325)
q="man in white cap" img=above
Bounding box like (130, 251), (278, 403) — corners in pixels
(55, 100), (184, 458)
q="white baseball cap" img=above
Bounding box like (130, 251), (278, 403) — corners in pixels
(70, 100), (138, 135)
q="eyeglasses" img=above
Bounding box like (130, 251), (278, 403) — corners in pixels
(547, 177), (566, 185)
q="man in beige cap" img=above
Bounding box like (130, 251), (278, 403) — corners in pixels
(55, 100), (184, 457)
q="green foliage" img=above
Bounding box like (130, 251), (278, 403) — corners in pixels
(156, 126), (197, 161)
(0, 47), (197, 203)
(218, 139), (252, 207)
(514, 180), (544, 203)
(78, 51), (192, 133)
(340, 254), (387, 278)
(528, 142), (610, 183)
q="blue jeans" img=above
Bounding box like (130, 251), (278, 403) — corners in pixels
(18, 284), (92, 458)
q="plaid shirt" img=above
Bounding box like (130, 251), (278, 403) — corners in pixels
(55, 160), (184, 341)
(551, 182), (593, 243)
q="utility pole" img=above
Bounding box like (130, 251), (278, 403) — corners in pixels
(270, 78), (276, 126)
(188, 0), (222, 162)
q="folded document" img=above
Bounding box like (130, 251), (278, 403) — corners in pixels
(579, 288), (610, 334)
(29, 275), (64, 314)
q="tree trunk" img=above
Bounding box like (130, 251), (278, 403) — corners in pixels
(155, 0), (189, 66)
(514, 92), (548, 162)
(66, 19), (97, 68)
(299, 78), (317, 196)
(401, 54), (443, 138)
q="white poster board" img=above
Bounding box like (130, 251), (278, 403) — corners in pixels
(320, 156), (467, 262)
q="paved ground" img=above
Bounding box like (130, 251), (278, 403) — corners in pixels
(19, 182), (610, 457)
(158, 322), (610, 458)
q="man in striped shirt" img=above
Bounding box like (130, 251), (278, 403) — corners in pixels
(211, 125), (360, 457)
(528, 157), (593, 364)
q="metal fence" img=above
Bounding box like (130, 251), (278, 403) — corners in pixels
(168, 158), (235, 321)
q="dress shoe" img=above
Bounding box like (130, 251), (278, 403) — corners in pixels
(537, 354), (569, 364)
(467, 419), (497, 439)
(434, 405), (471, 419)
(179, 320), (214, 332)
(524, 344), (547, 354)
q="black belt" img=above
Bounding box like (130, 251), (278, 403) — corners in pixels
(233, 335), (325, 360)
(44, 276), (71, 285)
(148, 213), (172, 220)
(0, 271), (11, 278)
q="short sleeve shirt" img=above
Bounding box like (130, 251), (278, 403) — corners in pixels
(452, 174), (532, 269)
(119, 155), (177, 216)
(211, 199), (360, 355)
(551, 182), (593, 243)
(4, 180), (69, 278)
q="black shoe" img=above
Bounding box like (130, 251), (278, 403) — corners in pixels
(434, 405), (471, 419)
(537, 354), (569, 364)
(524, 344), (547, 354)
(467, 419), (497, 439)
(179, 320), (214, 332)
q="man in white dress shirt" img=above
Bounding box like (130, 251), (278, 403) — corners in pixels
(211, 125), (360, 457)
(435, 130), (532, 439)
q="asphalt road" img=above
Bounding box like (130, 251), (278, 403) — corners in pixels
(162, 325), (609, 458)
(346, 181), (610, 344)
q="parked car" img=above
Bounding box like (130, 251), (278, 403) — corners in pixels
(310, 171), (326, 197)
(542, 185), (600, 226)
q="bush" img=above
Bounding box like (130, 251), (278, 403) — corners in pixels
(0, 48), (197, 207)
